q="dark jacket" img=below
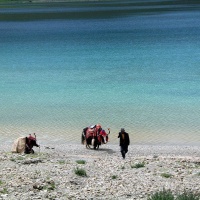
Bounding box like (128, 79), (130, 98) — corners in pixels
(118, 131), (130, 146)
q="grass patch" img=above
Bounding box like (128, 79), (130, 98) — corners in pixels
(0, 180), (3, 185)
(148, 189), (200, 200)
(26, 153), (47, 159)
(153, 155), (158, 159)
(196, 172), (200, 176)
(46, 180), (56, 191)
(131, 162), (145, 168)
(16, 156), (25, 160)
(35, 180), (55, 191)
(148, 188), (174, 200)
(111, 175), (118, 179)
(161, 173), (172, 178)
(121, 166), (125, 170)
(74, 168), (87, 177)
(10, 158), (16, 162)
(58, 160), (65, 164)
(0, 188), (8, 194)
(10, 156), (25, 161)
(76, 160), (86, 164)
(10, 153), (47, 162)
(27, 153), (41, 158)
(176, 190), (200, 200)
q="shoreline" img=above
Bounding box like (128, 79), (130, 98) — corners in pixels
(1, 143), (200, 157)
(1, 133), (200, 148)
(1, 124), (200, 147)
(0, 143), (200, 199)
(1, 132), (200, 151)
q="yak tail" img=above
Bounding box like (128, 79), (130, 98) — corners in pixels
(91, 138), (95, 146)
(81, 132), (85, 145)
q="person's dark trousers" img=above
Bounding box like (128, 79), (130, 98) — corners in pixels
(120, 145), (128, 159)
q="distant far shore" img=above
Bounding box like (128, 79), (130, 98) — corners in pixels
(0, 0), (113, 3)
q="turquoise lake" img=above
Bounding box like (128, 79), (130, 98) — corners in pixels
(0, 1), (200, 145)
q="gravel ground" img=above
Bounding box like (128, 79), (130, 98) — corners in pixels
(0, 143), (200, 200)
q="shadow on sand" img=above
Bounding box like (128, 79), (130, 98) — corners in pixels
(90, 148), (116, 154)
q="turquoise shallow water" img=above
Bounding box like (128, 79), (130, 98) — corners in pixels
(0, 1), (200, 145)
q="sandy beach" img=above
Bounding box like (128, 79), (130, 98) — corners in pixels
(0, 143), (200, 200)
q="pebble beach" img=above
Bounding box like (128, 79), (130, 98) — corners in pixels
(0, 143), (200, 200)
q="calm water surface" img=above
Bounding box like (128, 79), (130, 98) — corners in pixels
(0, 1), (200, 145)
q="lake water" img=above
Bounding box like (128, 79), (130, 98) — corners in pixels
(0, 1), (200, 145)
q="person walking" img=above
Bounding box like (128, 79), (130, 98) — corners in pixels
(118, 128), (130, 159)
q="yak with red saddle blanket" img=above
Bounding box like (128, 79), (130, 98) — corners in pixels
(81, 124), (110, 149)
